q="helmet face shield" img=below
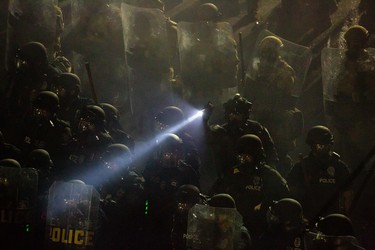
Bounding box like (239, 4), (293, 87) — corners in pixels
(237, 153), (255, 167)
(52, 85), (67, 99)
(78, 117), (96, 133)
(266, 203), (303, 233)
(159, 151), (179, 168)
(32, 107), (50, 122)
(154, 120), (169, 133)
(312, 143), (333, 159)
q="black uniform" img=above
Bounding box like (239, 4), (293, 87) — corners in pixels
(143, 158), (199, 249)
(215, 164), (289, 242)
(287, 152), (351, 222)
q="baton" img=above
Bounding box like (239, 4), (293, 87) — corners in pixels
(84, 62), (98, 105)
(238, 32), (246, 85)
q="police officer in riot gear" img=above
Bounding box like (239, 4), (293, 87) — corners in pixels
(204, 94), (279, 178)
(259, 198), (307, 249)
(18, 91), (71, 176)
(96, 143), (146, 250)
(311, 213), (366, 249)
(98, 143), (137, 198)
(214, 134), (289, 245)
(179, 3), (239, 118)
(245, 36), (301, 177)
(287, 125), (353, 223)
(208, 193), (252, 250)
(67, 105), (113, 179)
(155, 106), (200, 173)
(52, 72), (93, 127)
(329, 25), (375, 169)
(171, 184), (206, 250)
(26, 149), (54, 190)
(100, 103), (135, 152)
(143, 133), (199, 249)
(6, 42), (61, 125)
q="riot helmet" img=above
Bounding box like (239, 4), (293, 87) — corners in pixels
(267, 198), (305, 233)
(32, 91), (60, 121)
(28, 149), (53, 181)
(196, 3), (221, 21)
(76, 105), (107, 133)
(68, 179), (86, 185)
(223, 93), (252, 121)
(306, 125), (334, 158)
(344, 25), (369, 51)
(102, 143), (132, 172)
(15, 42), (48, 74)
(155, 106), (185, 132)
(175, 185), (202, 214)
(208, 193), (236, 208)
(259, 36), (283, 62)
(156, 133), (184, 168)
(115, 171), (146, 206)
(28, 149), (53, 170)
(236, 134), (265, 166)
(0, 159), (21, 169)
(306, 125), (334, 146)
(53, 73), (81, 99)
(100, 103), (121, 128)
(316, 214), (354, 236)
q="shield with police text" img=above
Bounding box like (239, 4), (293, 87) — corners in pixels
(178, 21), (239, 91)
(247, 29), (312, 98)
(6, 0), (58, 70)
(45, 181), (100, 250)
(0, 167), (38, 250)
(186, 204), (243, 250)
(304, 231), (365, 250)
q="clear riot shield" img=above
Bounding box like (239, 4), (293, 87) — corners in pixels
(67, 1), (128, 107)
(6, 0), (58, 70)
(177, 21), (238, 90)
(321, 47), (346, 103)
(186, 204), (243, 250)
(121, 2), (173, 124)
(247, 29), (312, 98)
(304, 231), (365, 250)
(45, 181), (100, 250)
(0, 167), (38, 249)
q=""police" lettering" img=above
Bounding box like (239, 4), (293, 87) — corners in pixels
(1, 210), (32, 224)
(50, 227), (94, 246)
(245, 185), (261, 191)
(319, 178), (336, 184)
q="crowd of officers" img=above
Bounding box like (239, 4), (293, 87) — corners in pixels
(0, 0), (374, 249)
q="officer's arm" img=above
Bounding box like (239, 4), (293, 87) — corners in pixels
(342, 190), (354, 212)
(286, 163), (306, 200)
(277, 65), (295, 96)
(259, 126), (279, 168)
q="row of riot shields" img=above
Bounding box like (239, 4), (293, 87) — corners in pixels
(0, 166), (100, 250)
(5, 0), (315, 125)
(186, 205), (367, 249)
(0, 164), (367, 249)
(6, 0), (59, 71)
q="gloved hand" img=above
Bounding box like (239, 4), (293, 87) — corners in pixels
(202, 101), (214, 123)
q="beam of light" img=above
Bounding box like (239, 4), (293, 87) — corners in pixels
(68, 105), (204, 189)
